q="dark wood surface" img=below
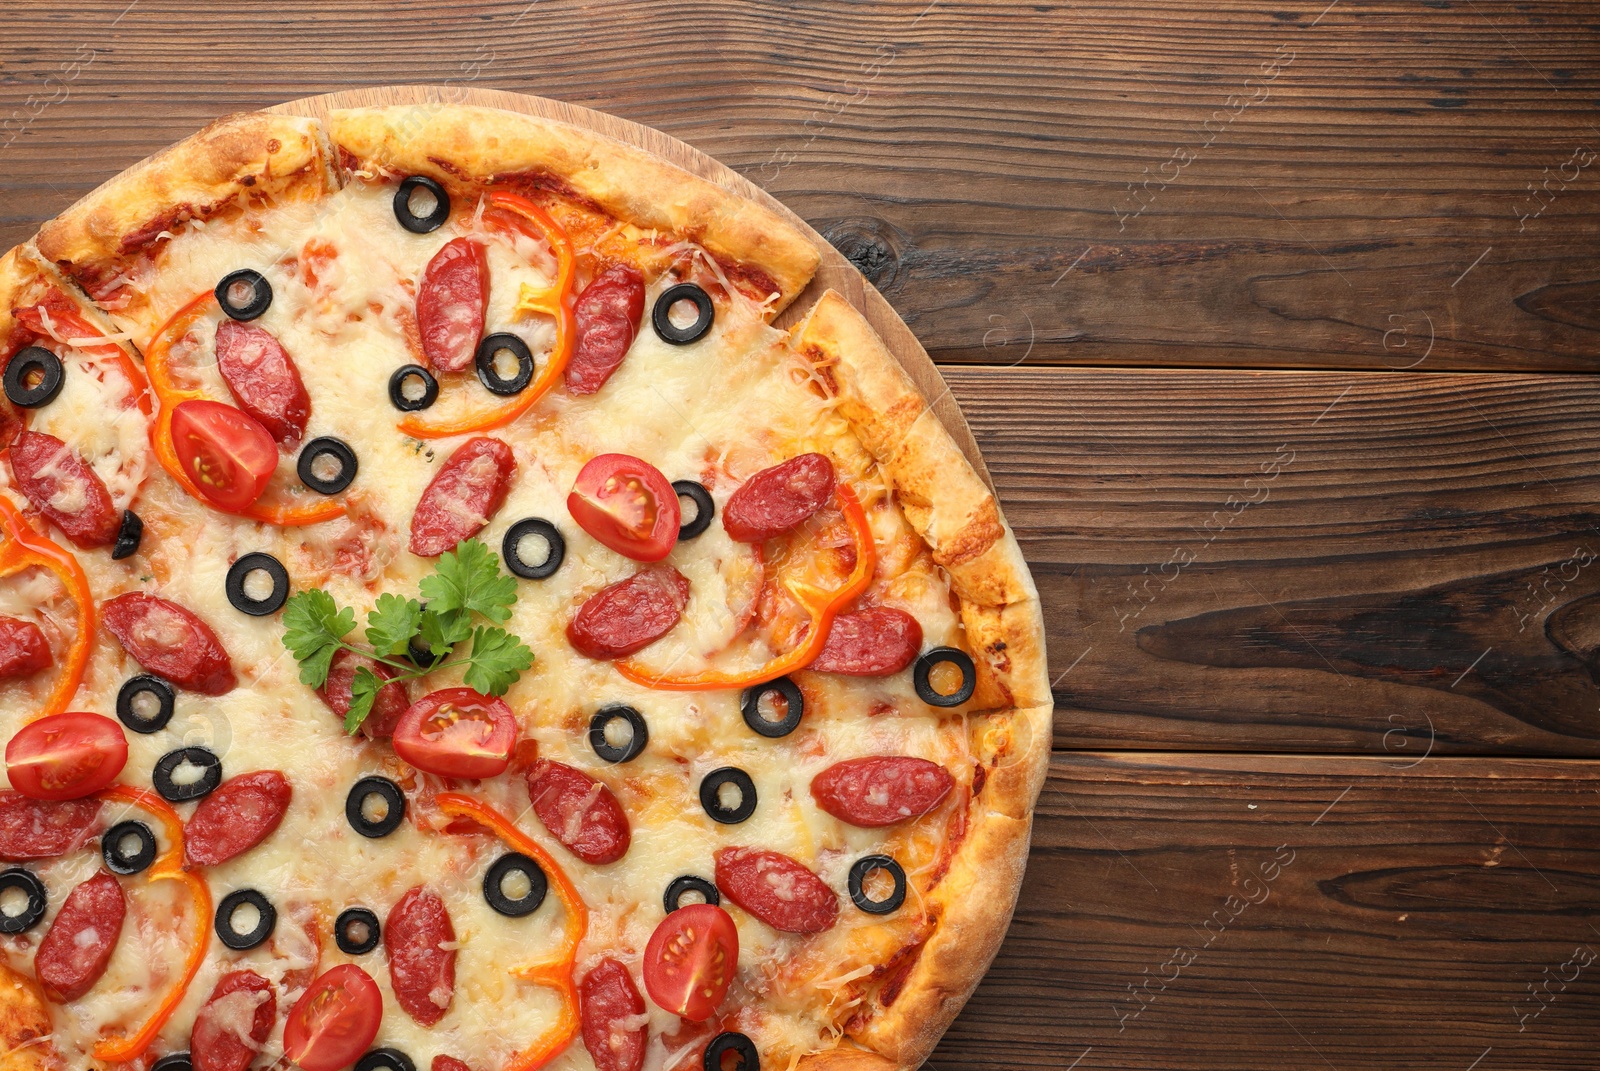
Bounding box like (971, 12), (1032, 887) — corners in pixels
(4, 2), (1598, 1067)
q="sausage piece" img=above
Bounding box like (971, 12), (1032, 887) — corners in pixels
(7, 431), (119, 549)
(0, 618), (51, 681)
(215, 321), (312, 446)
(408, 436), (514, 557)
(102, 592), (236, 695)
(809, 607), (923, 676)
(189, 970), (276, 1071)
(0, 792), (100, 861)
(714, 847), (838, 934)
(526, 760), (630, 865)
(184, 771), (292, 868)
(579, 958), (648, 1071)
(722, 454), (835, 544)
(566, 265), (645, 396)
(567, 568), (689, 660)
(810, 756), (954, 827)
(385, 885), (455, 1026)
(35, 870), (124, 1001)
(317, 649), (409, 738)
(416, 238), (488, 373)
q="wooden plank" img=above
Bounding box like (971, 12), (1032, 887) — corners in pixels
(947, 365), (1600, 756)
(1, 1), (1595, 372)
(934, 753), (1600, 1070)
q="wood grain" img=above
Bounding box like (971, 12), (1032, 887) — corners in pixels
(934, 753), (1600, 1070)
(947, 365), (1600, 755)
(2, 1), (1596, 372)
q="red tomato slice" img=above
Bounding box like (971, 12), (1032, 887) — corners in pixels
(5, 712), (127, 801)
(567, 454), (681, 562)
(392, 688), (517, 779)
(282, 964), (383, 1071)
(642, 903), (738, 1022)
(169, 399), (277, 513)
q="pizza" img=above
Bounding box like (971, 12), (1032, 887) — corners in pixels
(0, 100), (1049, 1071)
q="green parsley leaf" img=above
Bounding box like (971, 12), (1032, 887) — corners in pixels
(462, 626), (534, 696)
(365, 593), (422, 658)
(344, 666), (381, 734)
(418, 607), (473, 659)
(281, 589), (356, 688)
(419, 539), (517, 624)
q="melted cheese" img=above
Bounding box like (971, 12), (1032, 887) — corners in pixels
(0, 181), (978, 1071)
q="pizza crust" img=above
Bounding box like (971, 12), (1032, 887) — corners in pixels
(326, 105), (820, 313)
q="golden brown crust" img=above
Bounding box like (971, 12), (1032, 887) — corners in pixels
(327, 105), (820, 313)
(34, 112), (337, 291)
(0, 961), (56, 1071)
(795, 1049), (899, 1071)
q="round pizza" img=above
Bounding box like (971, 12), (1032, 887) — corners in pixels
(0, 101), (1049, 1071)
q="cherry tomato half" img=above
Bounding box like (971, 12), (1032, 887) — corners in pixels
(642, 903), (739, 1022)
(5, 711), (127, 801)
(392, 688), (517, 780)
(282, 963), (383, 1071)
(170, 399), (277, 513)
(567, 453), (681, 562)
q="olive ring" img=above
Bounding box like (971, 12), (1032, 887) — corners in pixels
(346, 777), (406, 839)
(152, 747), (222, 802)
(298, 437), (358, 495)
(215, 888), (276, 950)
(112, 510), (144, 560)
(117, 675), (175, 734)
(503, 518), (565, 580)
(652, 283), (715, 345)
(335, 906), (381, 955)
(226, 552), (290, 616)
(3, 346), (64, 409)
(388, 364), (439, 412)
(484, 852), (548, 918)
(912, 646), (977, 708)
(0, 869), (48, 934)
(664, 875), (721, 913)
(740, 677), (804, 739)
(355, 1050), (416, 1071)
(475, 333), (535, 396)
(589, 705), (648, 764)
(215, 269), (273, 321)
(394, 175), (451, 234)
(702, 1033), (760, 1071)
(699, 767), (757, 825)
(848, 855), (907, 915)
(673, 480), (715, 540)
(151, 1053), (193, 1071)
(102, 820), (158, 876)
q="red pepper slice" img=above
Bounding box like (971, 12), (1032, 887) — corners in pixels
(144, 292), (344, 526)
(91, 784), (212, 1063)
(397, 191), (576, 440)
(617, 483), (877, 691)
(0, 497), (93, 720)
(434, 793), (586, 1070)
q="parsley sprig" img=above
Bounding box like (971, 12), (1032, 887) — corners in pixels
(281, 539), (534, 734)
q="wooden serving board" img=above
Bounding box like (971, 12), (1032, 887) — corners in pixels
(268, 84), (995, 488)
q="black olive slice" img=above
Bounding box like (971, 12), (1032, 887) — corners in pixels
(848, 855), (907, 915)
(153, 747), (222, 802)
(673, 480), (714, 540)
(699, 767), (757, 825)
(589, 704), (648, 764)
(335, 907), (381, 955)
(388, 364), (439, 412)
(3, 346), (64, 409)
(215, 888), (276, 950)
(0, 869), (47, 934)
(503, 519), (565, 580)
(740, 678), (803, 739)
(912, 646), (977, 708)
(394, 175), (451, 234)
(663, 875), (720, 914)
(653, 283), (715, 346)
(226, 552), (290, 616)
(111, 509), (143, 560)
(356, 1049), (416, 1071)
(117, 675), (175, 734)
(703, 1032), (760, 1071)
(346, 777), (405, 839)
(298, 437), (358, 495)
(483, 852), (548, 918)
(215, 270), (273, 322)
(475, 333), (535, 396)
(102, 820), (157, 875)
(151, 1053), (193, 1071)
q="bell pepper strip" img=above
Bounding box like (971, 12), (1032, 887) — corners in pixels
(0, 497), (93, 721)
(92, 785), (212, 1064)
(435, 793), (586, 1071)
(145, 292), (344, 526)
(617, 483), (877, 691)
(14, 293), (154, 419)
(397, 191), (576, 439)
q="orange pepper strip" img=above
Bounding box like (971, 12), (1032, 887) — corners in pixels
(397, 191), (576, 440)
(145, 292), (344, 526)
(435, 793), (586, 1071)
(617, 483), (876, 691)
(92, 785), (212, 1063)
(0, 497), (93, 721)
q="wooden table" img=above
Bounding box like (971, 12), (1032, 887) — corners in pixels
(5, 2), (1598, 1067)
